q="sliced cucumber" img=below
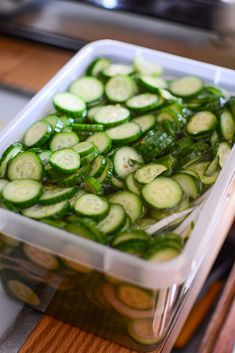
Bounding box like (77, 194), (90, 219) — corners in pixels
(87, 106), (102, 123)
(58, 164), (90, 187)
(217, 141), (231, 168)
(107, 122), (141, 145)
(169, 76), (203, 98)
(186, 111), (217, 137)
(172, 173), (202, 200)
(105, 75), (136, 103)
(72, 141), (95, 157)
(74, 193), (109, 220)
(94, 105), (130, 128)
(22, 200), (70, 219)
(86, 57), (111, 77)
(84, 176), (104, 195)
(53, 92), (86, 118)
(156, 108), (177, 123)
(69, 76), (104, 104)
(80, 148), (99, 164)
(126, 93), (162, 113)
(97, 158), (113, 183)
(72, 123), (104, 132)
(7, 279), (40, 306)
(220, 110), (235, 141)
(113, 147), (143, 179)
(90, 155), (107, 178)
(134, 55), (162, 76)
(0, 143), (24, 178)
(133, 114), (155, 134)
(97, 204), (126, 234)
(111, 229), (150, 254)
(49, 148), (80, 174)
(189, 161), (219, 185)
(50, 131), (79, 152)
(86, 132), (112, 154)
(38, 150), (52, 165)
(23, 243), (59, 270)
(68, 189), (86, 208)
(204, 156), (219, 176)
(2, 180), (42, 208)
(111, 176), (125, 190)
(24, 121), (52, 148)
(117, 285), (155, 310)
(139, 75), (167, 92)
(125, 173), (141, 195)
(142, 177), (183, 209)
(0, 179), (9, 196)
(134, 163), (167, 184)
(128, 318), (160, 345)
(102, 64), (134, 78)
(7, 152), (43, 181)
(42, 114), (63, 133)
(110, 191), (143, 222)
(39, 185), (77, 205)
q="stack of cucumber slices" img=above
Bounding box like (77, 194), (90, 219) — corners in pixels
(0, 55), (234, 262)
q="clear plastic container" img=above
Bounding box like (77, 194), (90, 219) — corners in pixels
(0, 40), (235, 352)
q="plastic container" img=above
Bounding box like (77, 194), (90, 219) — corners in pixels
(0, 40), (235, 352)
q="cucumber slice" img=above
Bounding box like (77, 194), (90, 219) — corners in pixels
(0, 179), (9, 196)
(86, 132), (112, 154)
(86, 57), (111, 77)
(97, 204), (126, 234)
(7, 152), (43, 181)
(117, 285), (155, 310)
(72, 123), (104, 132)
(125, 173), (141, 195)
(42, 114), (64, 133)
(49, 148), (80, 174)
(111, 229), (150, 254)
(155, 154), (176, 175)
(169, 76), (203, 98)
(73, 141), (96, 157)
(65, 222), (96, 241)
(22, 200), (70, 219)
(80, 148), (99, 164)
(133, 114), (155, 134)
(143, 245), (181, 262)
(204, 156), (219, 176)
(134, 55), (162, 76)
(139, 75), (167, 92)
(90, 155), (107, 177)
(0, 143), (24, 178)
(94, 105), (130, 128)
(97, 158), (113, 183)
(69, 76), (104, 104)
(150, 196), (189, 221)
(2, 180), (43, 208)
(110, 191), (143, 222)
(58, 164), (90, 187)
(113, 147), (143, 179)
(7, 279), (40, 306)
(53, 92), (86, 118)
(126, 93), (162, 113)
(50, 132), (79, 152)
(24, 121), (52, 147)
(134, 163), (167, 184)
(39, 185), (77, 205)
(189, 161), (219, 185)
(220, 110), (235, 141)
(217, 141), (231, 168)
(87, 106), (102, 123)
(111, 176), (125, 190)
(74, 193), (109, 220)
(38, 150), (52, 165)
(156, 108), (178, 123)
(68, 189), (86, 208)
(78, 217), (107, 244)
(103, 283), (154, 319)
(23, 243), (59, 270)
(84, 176), (104, 195)
(172, 173), (202, 200)
(186, 111), (217, 137)
(142, 177), (183, 209)
(45, 164), (65, 184)
(107, 122), (141, 144)
(105, 75), (136, 103)
(128, 318), (160, 345)
(102, 64), (134, 78)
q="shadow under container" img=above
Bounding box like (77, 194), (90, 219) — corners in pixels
(0, 40), (235, 352)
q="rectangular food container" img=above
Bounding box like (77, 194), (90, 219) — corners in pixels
(0, 40), (235, 352)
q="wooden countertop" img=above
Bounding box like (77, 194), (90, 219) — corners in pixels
(0, 35), (138, 353)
